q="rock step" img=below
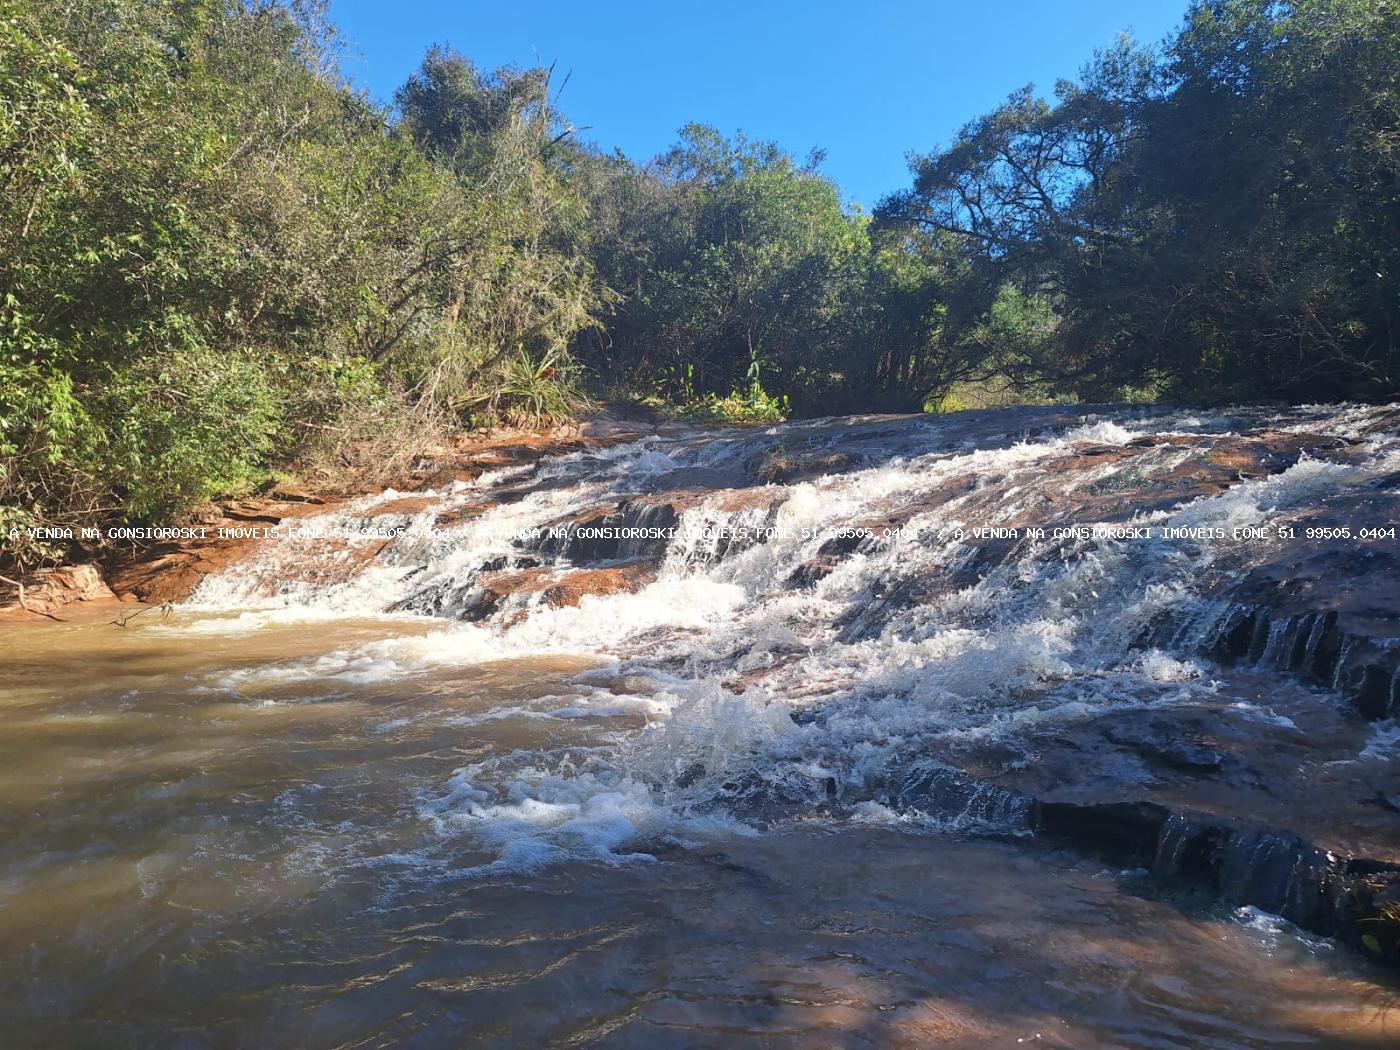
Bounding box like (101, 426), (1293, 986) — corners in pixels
(1184, 603), (1400, 719)
(1036, 799), (1400, 963)
(887, 763), (1400, 966)
(0, 564), (118, 619)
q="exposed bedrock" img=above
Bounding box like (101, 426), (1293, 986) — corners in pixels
(99, 402), (1400, 966)
(1035, 800), (1400, 963)
(0, 563), (118, 619)
(1179, 484), (1400, 719)
(885, 759), (1400, 966)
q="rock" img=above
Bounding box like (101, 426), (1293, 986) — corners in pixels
(893, 762), (1034, 830)
(1102, 720), (1225, 773)
(845, 744), (1400, 964)
(759, 450), (859, 485)
(1203, 602), (1399, 720)
(359, 495), (440, 519)
(106, 493), (352, 604)
(0, 563), (117, 618)
(400, 558), (659, 621)
(786, 558), (835, 589)
(1035, 800), (1168, 860)
(487, 560), (658, 611)
(535, 562), (658, 607)
(1042, 444), (1134, 474)
(524, 487), (787, 567)
(220, 504), (286, 525)
(524, 499), (678, 563)
(1033, 797), (1400, 959)
(266, 485), (325, 504)
(971, 686), (1400, 864)
(1365, 791), (1400, 815)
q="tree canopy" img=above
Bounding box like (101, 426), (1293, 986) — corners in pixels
(3, 0), (1397, 567)
(877, 0), (1400, 402)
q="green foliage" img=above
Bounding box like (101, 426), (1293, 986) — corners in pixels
(878, 0), (1400, 403)
(677, 358), (791, 423)
(573, 126), (949, 415)
(96, 348), (285, 519)
(1359, 900), (1400, 963)
(390, 46), (600, 425)
(4, 0), (1397, 570)
(0, 1), (596, 566)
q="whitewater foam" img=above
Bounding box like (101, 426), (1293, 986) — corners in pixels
(176, 404), (1399, 868)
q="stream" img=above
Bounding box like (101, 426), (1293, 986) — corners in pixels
(3, 403), (1399, 1047)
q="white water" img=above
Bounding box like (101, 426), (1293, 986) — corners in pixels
(181, 403), (1400, 872)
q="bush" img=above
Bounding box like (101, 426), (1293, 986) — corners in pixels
(95, 348), (285, 519)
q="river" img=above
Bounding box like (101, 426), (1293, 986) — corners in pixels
(3, 403), (1398, 1046)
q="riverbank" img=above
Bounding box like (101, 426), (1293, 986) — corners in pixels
(0, 406), (679, 621)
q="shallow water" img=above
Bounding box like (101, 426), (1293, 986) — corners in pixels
(4, 404), (1399, 1046)
(0, 617), (1395, 1048)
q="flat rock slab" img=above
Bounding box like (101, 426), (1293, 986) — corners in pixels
(966, 671), (1400, 863)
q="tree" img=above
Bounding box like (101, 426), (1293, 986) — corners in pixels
(393, 47), (601, 423)
(576, 125), (948, 414)
(878, 0), (1400, 403)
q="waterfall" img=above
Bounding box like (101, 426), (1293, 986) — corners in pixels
(182, 403), (1400, 871)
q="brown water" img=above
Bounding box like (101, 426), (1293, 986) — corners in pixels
(2, 613), (1396, 1048)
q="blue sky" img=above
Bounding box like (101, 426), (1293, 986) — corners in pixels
(328, 0), (1190, 208)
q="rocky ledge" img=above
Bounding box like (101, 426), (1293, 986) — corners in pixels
(0, 412), (663, 618)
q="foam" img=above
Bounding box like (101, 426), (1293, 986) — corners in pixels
(415, 762), (755, 876)
(175, 404), (1399, 870)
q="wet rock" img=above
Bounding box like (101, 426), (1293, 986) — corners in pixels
(1033, 798), (1400, 959)
(892, 762), (1034, 831)
(1199, 492), (1400, 718)
(523, 498), (682, 563)
(402, 432), (598, 491)
(1042, 443), (1135, 474)
(833, 536), (1026, 642)
(1101, 719), (1225, 773)
(872, 732), (1399, 963)
(975, 684), (1400, 863)
(358, 495), (441, 519)
(1365, 791), (1400, 815)
(759, 450), (859, 485)
(786, 558), (835, 589)
(357, 494), (494, 529)
(529, 561), (659, 609)
(1202, 431), (1348, 477)
(638, 466), (751, 494)
(1034, 432), (1353, 525)
(525, 487), (787, 568)
(220, 503), (287, 525)
(105, 492), (352, 604)
(1202, 602), (1399, 720)
(402, 559), (660, 622)
(1036, 800), (1168, 861)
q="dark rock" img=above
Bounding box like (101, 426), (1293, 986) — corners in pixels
(893, 762), (1033, 831)
(1033, 798), (1400, 957)
(786, 558), (835, 589)
(1035, 800), (1169, 861)
(523, 498), (681, 563)
(1102, 721), (1225, 773)
(1201, 602), (1399, 720)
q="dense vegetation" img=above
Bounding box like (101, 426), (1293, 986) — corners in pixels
(2, 0), (1397, 566)
(879, 0), (1400, 404)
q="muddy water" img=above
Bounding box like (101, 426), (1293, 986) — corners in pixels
(0, 614), (1394, 1048)
(6, 403), (1400, 1047)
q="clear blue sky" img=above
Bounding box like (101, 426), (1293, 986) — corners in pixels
(328, 0), (1191, 208)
